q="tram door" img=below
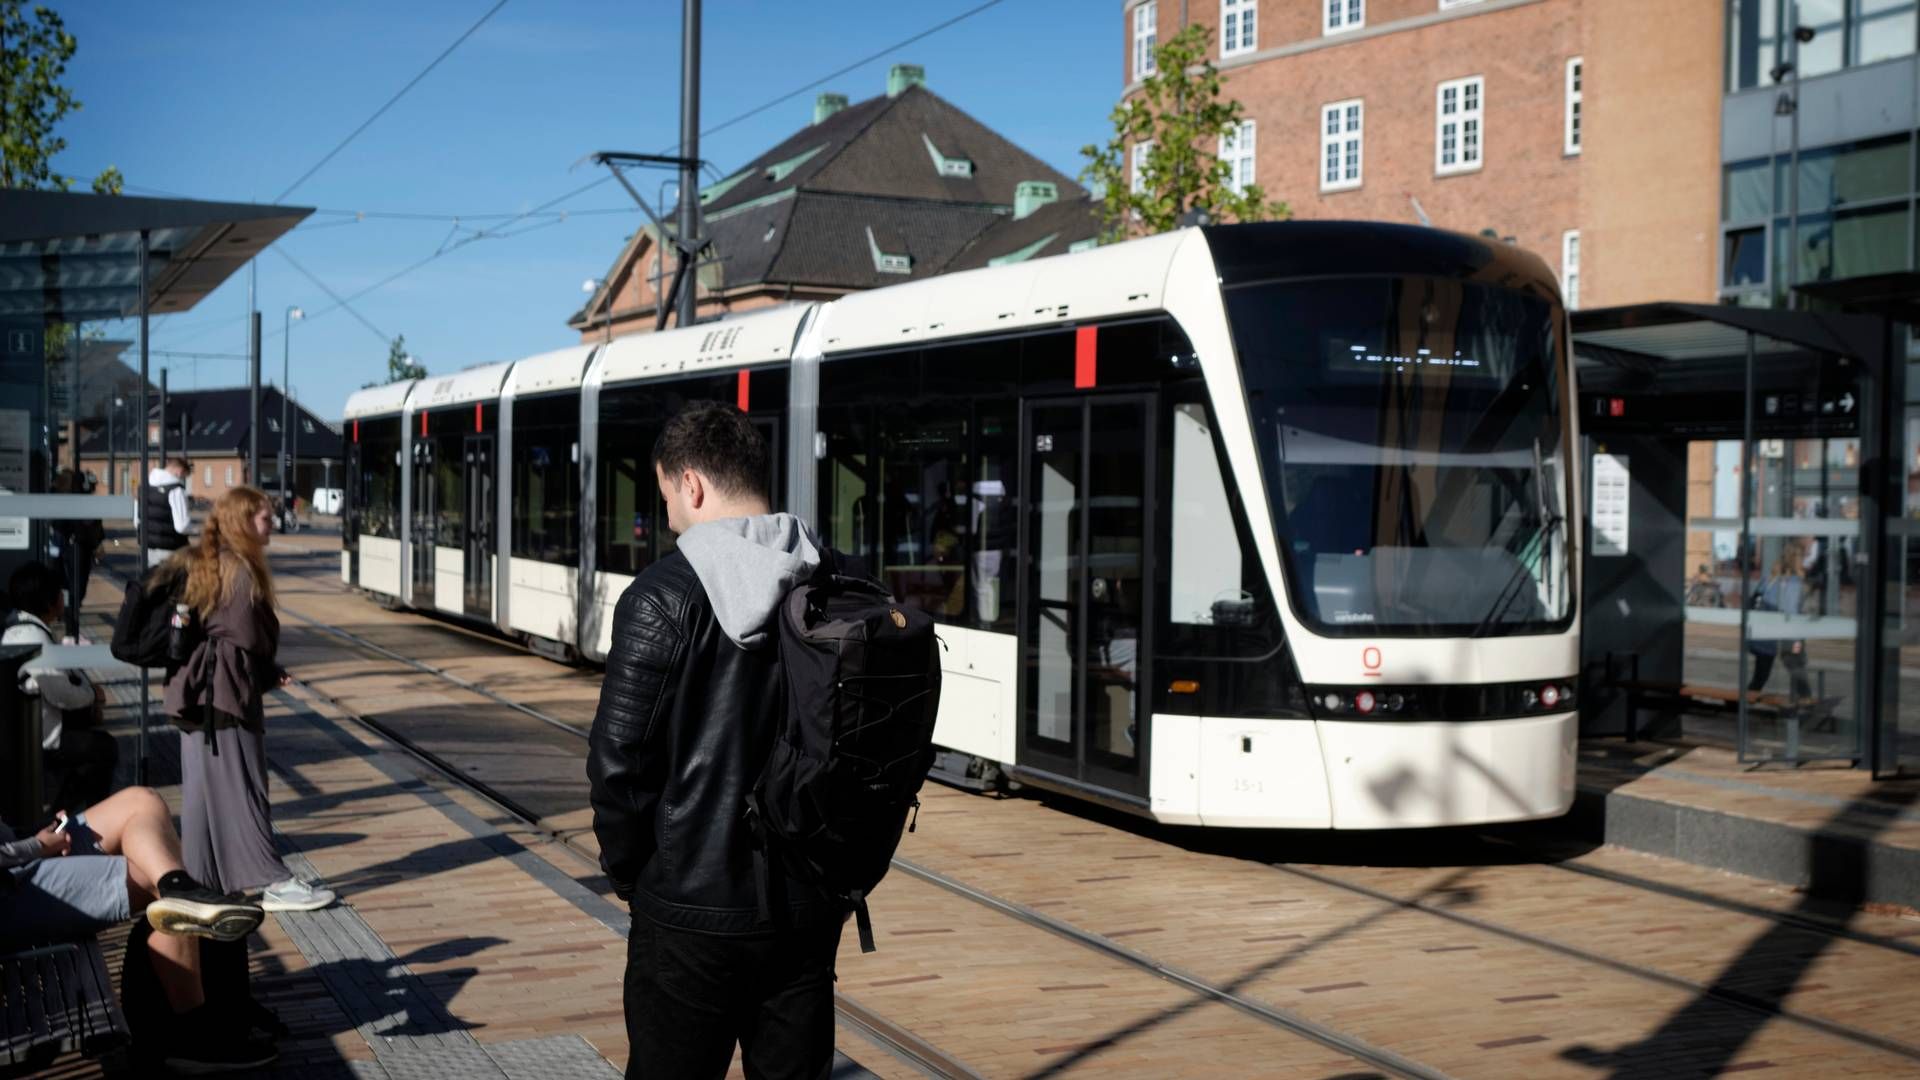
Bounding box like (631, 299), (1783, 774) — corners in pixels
(409, 438), (436, 607)
(344, 441), (361, 583)
(463, 435), (493, 617)
(1017, 395), (1153, 798)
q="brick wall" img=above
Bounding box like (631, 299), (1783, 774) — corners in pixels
(1120, 0), (1724, 307)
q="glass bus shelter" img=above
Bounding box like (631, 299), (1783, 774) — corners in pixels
(1574, 302), (1909, 776)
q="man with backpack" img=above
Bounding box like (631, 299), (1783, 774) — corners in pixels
(143, 457), (193, 568)
(589, 401), (938, 1079)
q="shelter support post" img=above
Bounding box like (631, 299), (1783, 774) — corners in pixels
(1738, 332), (1755, 761)
(135, 231), (150, 787)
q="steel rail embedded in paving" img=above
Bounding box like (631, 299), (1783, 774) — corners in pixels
(890, 857), (1450, 1080)
(1475, 831), (1920, 960)
(1275, 862), (1920, 1069)
(248, 551), (1920, 1077)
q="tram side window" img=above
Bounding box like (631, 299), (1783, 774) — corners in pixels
(1157, 393), (1297, 716)
(817, 344), (1020, 633)
(359, 422), (401, 539)
(598, 370), (786, 578)
(511, 394), (580, 565)
(430, 429), (465, 549)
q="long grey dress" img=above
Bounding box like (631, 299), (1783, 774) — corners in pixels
(164, 563), (289, 894)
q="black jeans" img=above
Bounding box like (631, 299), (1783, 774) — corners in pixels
(623, 914), (842, 1080)
(1748, 649), (1812, 700)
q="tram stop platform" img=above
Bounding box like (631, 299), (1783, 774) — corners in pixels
(23, 540), (1920, 1078)
(33, 571), (891, 1079)
(1571, 741), (1920, 914)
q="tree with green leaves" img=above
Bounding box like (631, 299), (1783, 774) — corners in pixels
(1079, 23), (1286, 240)
(386, 336), (426, 383)
(1, 1), (123, 192)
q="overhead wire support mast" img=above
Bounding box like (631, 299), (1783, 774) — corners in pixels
(588, 151), (710, 332)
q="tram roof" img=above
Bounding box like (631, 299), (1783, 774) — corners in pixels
(598, 305), (810, 388)
(410, 361), (515, 412)
(506, 343), (598, 397)
(342, 379), (418, 420)
(819, 229), (1183, 355)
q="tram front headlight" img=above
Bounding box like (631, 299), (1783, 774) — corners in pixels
(1520, 688), (1539, 709)
(1322, 693), (1345, 713)
(1539, 684), (1562, 710)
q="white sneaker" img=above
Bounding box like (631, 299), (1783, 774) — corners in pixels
(261, 877), (337, 912)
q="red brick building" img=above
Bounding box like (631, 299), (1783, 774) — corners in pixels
(1120, 0), (1724, 309)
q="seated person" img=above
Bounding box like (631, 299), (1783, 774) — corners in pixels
(0, 786), (275, 1072)
(4, 561), (117, 813)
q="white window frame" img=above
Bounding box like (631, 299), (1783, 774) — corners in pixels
(1435, 75), (1484, 176)
(1564, 57), (1583, 156)
(1133, 2), (1158, 81)
(1220, 120), (1256, 194)
(1222, 0), (1257, 57)
(1319, 99), (1363, 193)
(1561, 229), (1581, 310)
(1324, 0), (1365, 34)
(1131, 141), (1153, 196)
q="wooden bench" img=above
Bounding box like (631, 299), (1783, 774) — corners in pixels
(1618, 679), (1842, 739)
(1, 939), (130, 1075)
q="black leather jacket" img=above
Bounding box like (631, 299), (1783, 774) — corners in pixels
(587, 550), (838, 934)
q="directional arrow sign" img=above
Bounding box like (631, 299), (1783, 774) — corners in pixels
(1841, 392), (1856, 413)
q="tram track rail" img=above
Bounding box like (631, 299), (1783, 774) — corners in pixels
(1271, 862), (1920, 1068)
(250, 567), (1447, 1079)
(127, 549), (1920, 1074)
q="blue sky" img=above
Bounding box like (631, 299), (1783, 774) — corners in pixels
(54, 1), (1123, 419)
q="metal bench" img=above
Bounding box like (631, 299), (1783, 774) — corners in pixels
(1, 939), (130, 1075)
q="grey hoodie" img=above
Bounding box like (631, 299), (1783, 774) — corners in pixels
(677, 513), (823, 649)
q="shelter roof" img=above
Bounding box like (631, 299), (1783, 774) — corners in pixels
(0, 189), (311, 322)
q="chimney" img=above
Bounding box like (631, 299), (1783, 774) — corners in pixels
(887, 64), (926, 98)
(813, 92), (848, 124)
(1014, 181), (1059, 220)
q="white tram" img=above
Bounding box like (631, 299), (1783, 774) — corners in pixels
(341, 222), (1580, 829)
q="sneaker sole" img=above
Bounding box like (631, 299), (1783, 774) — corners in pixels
(259, 892), (336, 913)
(163, 1049), (280, 1074)
(146, 898), (264, 942)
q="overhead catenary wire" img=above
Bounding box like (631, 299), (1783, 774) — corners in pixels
(158, 0), (1013, 354)
(274, 0), (511, 202)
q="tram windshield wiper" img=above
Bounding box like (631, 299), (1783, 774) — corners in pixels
(1467, 510), (1565, 638)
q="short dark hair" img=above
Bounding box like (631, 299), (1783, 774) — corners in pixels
(652, 400), (768, 501)
(8, 561), (61, 619)
(167, 457), (190, 473)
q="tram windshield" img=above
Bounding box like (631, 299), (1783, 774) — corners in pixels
(1225, 275), (1572, 637)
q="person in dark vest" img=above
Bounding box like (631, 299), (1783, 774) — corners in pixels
(144, 456), (193, 568)
(588, 401), (842, 1080)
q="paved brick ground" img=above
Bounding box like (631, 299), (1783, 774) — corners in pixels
(30, 531), (1920, 1078)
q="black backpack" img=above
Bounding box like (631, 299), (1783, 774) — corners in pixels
(748, 551), (942, 953)
(110, 563), (193, 670)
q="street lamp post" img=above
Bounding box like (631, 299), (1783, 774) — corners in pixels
(107, 396), (123, 495)
(282, 305), (302, 519)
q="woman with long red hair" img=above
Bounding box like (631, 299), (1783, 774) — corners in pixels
(162, 486), (334, 912)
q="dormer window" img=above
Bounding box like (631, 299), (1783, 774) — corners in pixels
(866, 226), (912, 275)
(922, 134), (974, 179)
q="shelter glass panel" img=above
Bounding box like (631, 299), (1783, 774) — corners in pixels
(1738, 433), (1863, 762)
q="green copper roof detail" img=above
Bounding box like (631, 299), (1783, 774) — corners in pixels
(1013, 181), (1059, 220)
(813, 93), (848, 125)
(699, 169), (750, 205)
(1068, 237), (1100, 254)
(987, 232), (1059, 268)
(703, 186), (797, 223)
(888, 64), (926, 97)
(764, 143), (828, 184)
